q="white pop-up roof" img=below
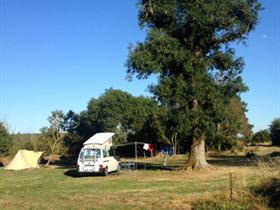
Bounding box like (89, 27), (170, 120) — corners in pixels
(83, 132), (115, 146)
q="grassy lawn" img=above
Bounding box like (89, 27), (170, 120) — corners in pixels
(0, 167), (233, 210)
(0, 147), (279, 210)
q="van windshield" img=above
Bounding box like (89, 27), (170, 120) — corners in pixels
(79, 148), (101, 160)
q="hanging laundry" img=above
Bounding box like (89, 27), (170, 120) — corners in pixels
(143, 143), (154, 152)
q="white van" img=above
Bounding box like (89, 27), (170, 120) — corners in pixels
(76, 132), (120, 176)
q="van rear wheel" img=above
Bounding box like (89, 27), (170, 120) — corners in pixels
(103, 168), (108, 176)
(117, 164), (121, 174)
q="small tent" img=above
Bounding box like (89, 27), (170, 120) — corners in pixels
(4, 150), (44, 170)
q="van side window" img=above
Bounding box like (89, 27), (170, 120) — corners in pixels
(103, 149), (109, 157)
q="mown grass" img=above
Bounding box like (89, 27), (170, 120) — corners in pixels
(1, 148), (279, 210)
(0, 167), (232, 210)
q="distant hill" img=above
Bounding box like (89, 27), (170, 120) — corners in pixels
(9, 133), (42, 156)
(12, 133), (41, 143)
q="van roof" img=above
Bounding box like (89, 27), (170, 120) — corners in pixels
(83, 132), (115, 145)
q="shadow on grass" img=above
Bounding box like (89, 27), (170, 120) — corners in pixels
(64, 169), (123, 178)
(40, 155), (77, 169)
(208, 157), (257, 167)
(134, 162), (178, 171)
(64, 162), (177, 178)
(64, 169), (81, 178)
(207, 154), (280, 167)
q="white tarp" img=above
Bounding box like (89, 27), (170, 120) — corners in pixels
(83, 132), (115, 146)
(4, 150), (44, 170)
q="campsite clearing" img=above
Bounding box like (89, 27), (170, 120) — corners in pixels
(0, 146), (280, 209)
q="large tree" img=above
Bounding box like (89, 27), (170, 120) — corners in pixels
(127, 0), (261, 169)
(76, 88), (158, 144)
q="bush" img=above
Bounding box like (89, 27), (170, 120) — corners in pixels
(23, 141), (34, 150)
(245, 150), (256, 158)
(269, 118), (280, 146)
(252, 129), (271, 143)
(0, 122), (12, 156)
(254, 178), (280, 209)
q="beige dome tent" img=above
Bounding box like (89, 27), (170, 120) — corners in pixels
(4, 150), (44, 170)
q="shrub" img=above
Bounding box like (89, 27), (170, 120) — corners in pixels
(254, 178), (280, 209)
(269, 118), (280, 146)
(245, 150), (256, 158)
(23, 141), (34, 150)
(252, 129), (271, 143)
(0, 122), (12, 156)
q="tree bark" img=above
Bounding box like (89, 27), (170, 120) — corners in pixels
(45, 154), (53, 166)
(171, 133), (178, 155)
(183, 136), (211, 170)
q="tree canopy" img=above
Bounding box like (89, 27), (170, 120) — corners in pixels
(68, 89), (158, 145)
(252, 129), (271, 143)
(127, 0), (261, 169)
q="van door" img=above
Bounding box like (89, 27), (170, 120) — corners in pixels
(80, 148), (101, 172)
(102, 149), (111, 171)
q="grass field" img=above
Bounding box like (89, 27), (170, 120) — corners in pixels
(1, 146), (280, 210)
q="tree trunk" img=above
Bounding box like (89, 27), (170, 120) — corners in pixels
(183, 136), (211, 170)
(45, 154), (53, 166)
(171, 133), (178, 155)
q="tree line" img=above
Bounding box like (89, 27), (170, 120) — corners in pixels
(0, 96), (279, 161)
(42, 88), (253, 158)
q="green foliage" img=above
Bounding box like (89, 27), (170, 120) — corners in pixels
(226, 97), (253, 140)
(40, 110), (66, 161)
(57, 89), (159, 156)
(8, 134), (40, 157)
(269, 118), (280, 146)
(0, 122), (12, 156)
(127, 0), (261, 153)
(62, 110), (82, 156)
(23, 141), (34, 150)
(207, 96), (252, 151)
(76, 88), (158, 144)
(253, 129), (271, 143)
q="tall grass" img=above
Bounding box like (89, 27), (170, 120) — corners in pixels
(193, 158), (280, 210)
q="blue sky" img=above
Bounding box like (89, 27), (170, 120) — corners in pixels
(0, 0), (279, 133)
